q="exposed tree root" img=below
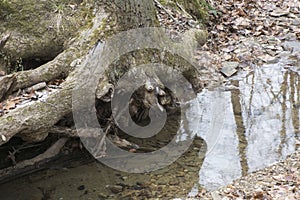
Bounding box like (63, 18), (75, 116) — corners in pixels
(0, 8), (110, 145)
(0, 51), (73, 101)
(0, 138), (68, 183)
(0, 1), (208, 176)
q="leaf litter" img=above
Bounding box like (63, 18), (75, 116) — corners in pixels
(197, 0), (299, 198)
(0, 0), (299, 198)
(0, 80), (63, 117)
(156, 0), (300, 199)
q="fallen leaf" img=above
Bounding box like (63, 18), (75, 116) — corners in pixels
(4, 100), (16, 110)
(258, 54), (276, 63)
(0, 71), (6, 76)
(270, 9), (290, 17)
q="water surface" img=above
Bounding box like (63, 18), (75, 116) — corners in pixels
(0, 44), (299, 199)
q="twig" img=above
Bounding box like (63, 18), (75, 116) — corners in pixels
(153, 0), (178, 23)
(0, 138), (68, 183)
(94, 120), (113, 158)
(175, 2), (193, 19)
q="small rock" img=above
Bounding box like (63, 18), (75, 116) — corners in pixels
(70, 58), (82, 68)
(223, 54), (232, 61)
(253, 188), (264, 199)
(221, 61), (239, 77)
(77, 185), (85, 191)
(211, 191), (222, 200)
(169, 179), (179, 185)
(292, 18), (300, 26)
(270, 9), (289, 17)
(132, 185), (143, 190)
(258, 54), (276, 63)
(109, 185), (123, 194)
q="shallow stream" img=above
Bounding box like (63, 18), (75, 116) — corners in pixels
(0, 43), (299, 199)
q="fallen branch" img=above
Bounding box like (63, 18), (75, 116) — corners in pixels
(0, 138), (68, 183)
(0, 65), (113, 146)
(154, 0), (178, 23)
(176, 2), (193, 19)
(0, 9), (112, 145)
(0, 34), (10, 49)
(0, 46), (77, 101)
(0, 9), (110, 101)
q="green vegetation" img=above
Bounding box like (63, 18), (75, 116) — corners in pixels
(0, 0), (94, 74)
(0, 0), (14, 20)
(0, 0), (83, 36)
(159, 0), (217, 22)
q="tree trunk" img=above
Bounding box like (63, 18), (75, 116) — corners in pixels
(0, 0), (210, 186)
(0, 0), (157, 144)
(0, 0), (207, 151)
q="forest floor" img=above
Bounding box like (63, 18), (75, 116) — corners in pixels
(157, 0), (300, 199)
(199, 0), (300, 199)
(200, 150), (300, 199)
(0, 1), (298, 199)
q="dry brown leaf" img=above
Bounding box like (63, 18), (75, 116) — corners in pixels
(0, 71), (6, 76)
(4, 100), (16, 110)
(29, 89), (36, 97)
(234, 17), (251, 27)
(11, 96), (22, 104)
(216, 24), (224, 31)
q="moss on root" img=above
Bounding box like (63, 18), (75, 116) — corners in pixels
(159, 0), (213, 22)
(0, 0), (85, 36)
(0, 0), (98, 73)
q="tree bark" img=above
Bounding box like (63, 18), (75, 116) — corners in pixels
(0, 3), (110, 145)
(0, 0), (159, 145)
(0, 0), (88, 73)
(0, 0), (207, 147)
